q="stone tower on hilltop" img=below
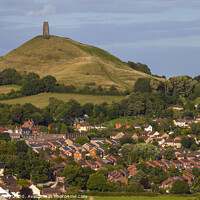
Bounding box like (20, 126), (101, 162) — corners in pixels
(43, 22), (50, 36)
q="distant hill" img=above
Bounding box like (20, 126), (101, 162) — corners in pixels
(0, 35), (164, 90)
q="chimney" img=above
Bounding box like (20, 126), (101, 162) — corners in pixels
(34, 133), (37, 140)
(43, 22), (50, 36)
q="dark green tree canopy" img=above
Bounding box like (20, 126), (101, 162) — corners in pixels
(128, 61), (151, 75)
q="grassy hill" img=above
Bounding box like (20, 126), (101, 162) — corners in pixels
(0, 35), (163, 90)
(0, 93), (125, 108)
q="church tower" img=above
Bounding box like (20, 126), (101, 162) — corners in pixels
(43, 22), (50, 36)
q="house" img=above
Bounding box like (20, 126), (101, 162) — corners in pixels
(65, 139), (74, 146)
(162, 177), (175, 189)
(171, 160), (183, 169)
(56, 173), (65, 183)
(182, 172), (195, 184)
(106, 139), (120, 146)
(0, 163), (4, 176)
(0, 176), (16, 187)
(0, 127), (10, 133)
(49, 141), (62, 151)
(173, 119), (187, 127)
(95, 160), (105, 168)
(8, 186), (20, 198)
(128, 164), (137, 176)
(89, 148), (104, 158)
(110, 132), (124, 139)
(144, 125), (153, 132)
(179, 159), (191, 169)
(76, 123), (92, 132)
(154, 160), (168, 168)
(190, 158), (200, 166)
(71, 143), (83, 151)
(115, 123), (141, 129)
(176, 153), (185, 160)
(76, 161), (88, 168)
(91, 138), (107, 143)
(157, 132), (169, 139)
(165, 139), (174, 147)
(146, 161), (157, 167)
(83, 143), (96, 151)
(105, 155), (118, 165)
(86, 161), (99, 170)
(0, 186), (12, 198)
(73, 151), (85, 160)
(108, 169), (130, 184)
(156, 138), (165, 146)
(22, 119), (35, 129)
(41, 188), (61, 198)
(13, 127), (33, 139)
(65, 150), (74, 157)
(173, 140), (181, 148)
(93, 125), (106, 130)
(169, 105), (184, 111)
(29, 184), (41, 198)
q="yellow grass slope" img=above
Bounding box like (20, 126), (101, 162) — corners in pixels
(0, 35), (159, 90)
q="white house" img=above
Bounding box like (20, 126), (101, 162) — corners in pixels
(0, 187), (12, 198)
(29, 184), (41, 198)
(144, 125), (153, 132)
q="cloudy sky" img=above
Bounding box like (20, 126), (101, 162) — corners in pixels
(0, 0), (200, 78)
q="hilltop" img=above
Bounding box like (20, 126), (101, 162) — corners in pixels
(0, 35), (163, 90)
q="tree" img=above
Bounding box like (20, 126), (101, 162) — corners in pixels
(10, 105), (23, 123)
(164, 147), (175, 160)
(171, 179), (189, 194)
(127, 61), (151, 74)
(119, 136), (135, 145)
(87, 173), (107, 191)
(181, 137), (196, 149)
(21, 79), (44, 96)
(121, 144), (133, 159)
(170, 76), (197, 97)
(74, 137), (89, 145)
(97, 167), (109, 177)
(0, 68), (22, 85)
(131, 143), (159, 161)
(42, 75), (57, 92)
(19, 187), (33, 200)
(24, 72), (40, 82)
(133, 78), (152, 93)
(82, 103), (94, 116)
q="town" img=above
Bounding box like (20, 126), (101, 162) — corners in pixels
(0, 103), (200, 198)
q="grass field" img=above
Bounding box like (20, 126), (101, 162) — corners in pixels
(0, 84), (21, 94)
(103, 116), (147, 126)
(89, 197), (197, 200)
(0, 93), (125, 108)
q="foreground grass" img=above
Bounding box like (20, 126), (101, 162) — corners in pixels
(0, 84), (21, 94)
(91, 197), (197, 200)
(0, 93), (125, 108)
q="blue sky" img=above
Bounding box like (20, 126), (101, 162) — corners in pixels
(0, 0), (200, 78)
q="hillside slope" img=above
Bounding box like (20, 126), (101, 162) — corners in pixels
(0, 35), (162, 90)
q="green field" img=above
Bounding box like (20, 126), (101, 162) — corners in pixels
(89, 197), (197, 200)
(0, 84), (21, 94)
(103, 116), (147, 126)
(0, 93), (125, 108)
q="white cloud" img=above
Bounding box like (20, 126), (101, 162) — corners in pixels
(26, 4), (54, 16)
